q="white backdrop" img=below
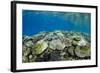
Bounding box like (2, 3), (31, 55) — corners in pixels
(0, 0), (99, 73)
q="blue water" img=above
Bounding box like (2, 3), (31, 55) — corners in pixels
(22, 10), (91, 36)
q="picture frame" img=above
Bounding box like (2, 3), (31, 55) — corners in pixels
(11, 1), (98, 72)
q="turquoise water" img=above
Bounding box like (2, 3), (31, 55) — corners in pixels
(22, 10), (91, 36)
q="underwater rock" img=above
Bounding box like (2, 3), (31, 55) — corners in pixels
(22, 30), (91, 63)
(72, 36), (81, 41)
(25, 40), (34, 47)
(77, 37), (87, 46)
(23, 48), (31, 56)
(63, 38), (72, 47)
(49, 39), (65, 50)
(32, 40), (48, 55)
(67, 46), (75, 56)
(75, 45), (90, 58)
(72, 40), (78, 46)
(72, 35), (87, 47)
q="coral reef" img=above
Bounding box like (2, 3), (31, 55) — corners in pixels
(22, 30), (91, 63)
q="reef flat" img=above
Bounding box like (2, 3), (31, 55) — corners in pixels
(22, 30), (91, 63)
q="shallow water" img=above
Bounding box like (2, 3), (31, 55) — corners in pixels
(22, 10), (91, 36)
